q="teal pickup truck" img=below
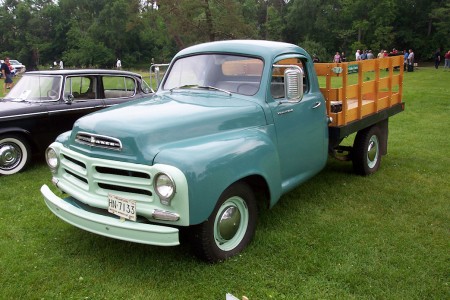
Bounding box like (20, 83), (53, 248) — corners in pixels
(41, 40), (404, 262)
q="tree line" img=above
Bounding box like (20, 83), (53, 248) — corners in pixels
(0, 0), (448, 69)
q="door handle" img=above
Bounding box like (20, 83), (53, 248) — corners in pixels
(312, 102), (321, 109)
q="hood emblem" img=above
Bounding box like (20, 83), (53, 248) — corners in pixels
(75, 132), (122, 151)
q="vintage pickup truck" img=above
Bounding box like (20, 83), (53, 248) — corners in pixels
(41, 40), (404, 262)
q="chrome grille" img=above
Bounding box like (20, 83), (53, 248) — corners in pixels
(59, 150), (154, 202)
(75, 132), (122, 151)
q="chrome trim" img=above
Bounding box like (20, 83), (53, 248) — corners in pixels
(0, 111), (48, 119)
(75, 132), (122, 151)
(152, 209), (180, 221)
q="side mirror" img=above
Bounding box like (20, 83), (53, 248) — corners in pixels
(284, 67), (303, 102)
(150, 63), (170, 92)
(65, 94), (74, 104)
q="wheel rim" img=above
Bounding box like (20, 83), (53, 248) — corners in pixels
(0, 142), (23, 171)
(214, 196), (249, 251)
(367, 135), (379, 169)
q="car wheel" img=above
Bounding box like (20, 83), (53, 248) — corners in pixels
(192, 182), (257, 263)
(352, 125), (381, 175)
(0, 135), (31, 175)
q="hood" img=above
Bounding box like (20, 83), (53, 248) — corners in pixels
(69, 92), (267, 163)
(0, 100), (46, 121)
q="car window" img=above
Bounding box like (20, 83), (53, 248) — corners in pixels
(271, 58), (308, 99)
(3, 75), (62, 102)
(102, 76), (136, 98)
(65, 76), (97, 100)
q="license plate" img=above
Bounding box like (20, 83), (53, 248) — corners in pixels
(108, 194), (137, 221)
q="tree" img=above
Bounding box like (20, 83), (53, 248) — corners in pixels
(160, 0), (257, 49)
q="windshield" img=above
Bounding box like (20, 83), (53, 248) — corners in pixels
(9, 60), (20, 65)
(162, 54), (264, 96)
(4, 75), (63, 102)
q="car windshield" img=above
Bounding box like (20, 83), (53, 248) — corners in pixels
(4, 75), (62, 102)
(9, 60), (20, 65)
(162, 54), (264, 96)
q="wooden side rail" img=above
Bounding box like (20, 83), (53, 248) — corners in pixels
(314, 56), (404, 127)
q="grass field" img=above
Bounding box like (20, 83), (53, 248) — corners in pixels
(0, 66), (449, 299)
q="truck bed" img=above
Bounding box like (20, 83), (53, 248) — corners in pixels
(314, 56), (404, 138)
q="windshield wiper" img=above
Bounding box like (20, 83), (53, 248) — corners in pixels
(170, 84), (232, 96)
(169, 84), (199, 93)
(197, 85), (232, 96)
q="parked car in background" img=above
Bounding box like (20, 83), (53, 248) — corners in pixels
(0, 69), (152, 175)
(0, 59), (26, 76)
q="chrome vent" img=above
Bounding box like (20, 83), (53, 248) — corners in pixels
(75, 132), (122, 151)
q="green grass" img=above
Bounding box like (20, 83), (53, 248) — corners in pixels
(1, 67), (449, 299)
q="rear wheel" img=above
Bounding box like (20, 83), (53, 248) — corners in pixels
(0, 135), (31, 175)
(192, 182), (257, 263)
(352, 126), (382, 175)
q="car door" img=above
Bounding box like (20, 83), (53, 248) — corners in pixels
(47, 75), (105, 139)
(268, 57), (328, 186)
(101, 75), (139, 107)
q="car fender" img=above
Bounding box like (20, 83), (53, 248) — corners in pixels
(154, 126), (282, 225)
(0, 127), (35, 148)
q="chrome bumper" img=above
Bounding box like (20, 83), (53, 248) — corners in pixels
(41, 184), (180, 246)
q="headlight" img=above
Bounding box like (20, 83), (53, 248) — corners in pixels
(154, 173), (176, 205)
(45, 147), (59, 171)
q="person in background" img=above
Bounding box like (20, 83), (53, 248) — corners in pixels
(59, 60), (64, 69)
(333, 52), (341, 63)
(312, 55), (320, 63)
(341, 52), (346, 62)
(444, 50), (450, 71)
(355, 50), (361, 61)
(116, 58), (122, 69)
(407, 49), (415, 72)
(434, 48), (441, 69)
(367, 50), (374, 59)
(403, 50), (409, 71)
(1, 57), (14, 93)
(377, 50), (383, 58)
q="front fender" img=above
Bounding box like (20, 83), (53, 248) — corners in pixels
(154, 126), (282, 225)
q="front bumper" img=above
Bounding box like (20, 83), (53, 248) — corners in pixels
(41, 184), (179, 246)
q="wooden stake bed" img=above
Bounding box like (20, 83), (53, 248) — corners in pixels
(314, 56), (404, 128)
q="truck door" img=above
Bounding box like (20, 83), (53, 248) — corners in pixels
(268, 57), (328, 188)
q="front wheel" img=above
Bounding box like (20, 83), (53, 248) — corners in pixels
(192, 182), (257, 263)
(0, 135), (31, 175)
(352, 126), (382, 175)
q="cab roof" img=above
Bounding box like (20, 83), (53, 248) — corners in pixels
(175, 40), (310, 62)
(24, 69), (142, 78)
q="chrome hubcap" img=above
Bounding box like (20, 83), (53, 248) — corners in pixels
(0, 144), (21, 170)
(214, 197), (248, 251)
(218, 206), (241, 241)
(367, 135), (379, 168)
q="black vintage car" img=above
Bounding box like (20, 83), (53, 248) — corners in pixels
(0, 69), (152, 175)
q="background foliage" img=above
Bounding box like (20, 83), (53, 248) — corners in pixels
(0, 0), (449, 67)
